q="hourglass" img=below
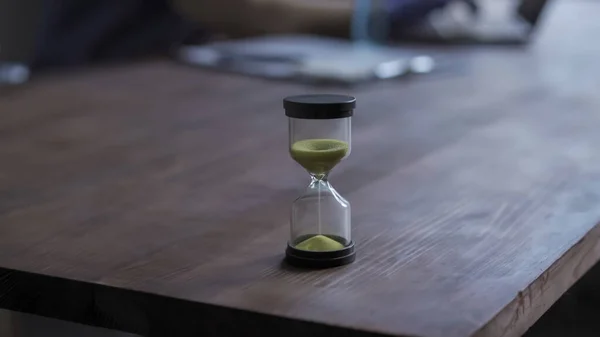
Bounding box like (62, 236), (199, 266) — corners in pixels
(284, 94), (356, 268)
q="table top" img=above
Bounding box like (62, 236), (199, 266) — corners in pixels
(1, 2), (600, 337)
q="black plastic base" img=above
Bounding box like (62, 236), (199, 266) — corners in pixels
(285, 238), (356, 269)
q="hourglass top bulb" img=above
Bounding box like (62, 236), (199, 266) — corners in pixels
(290, 139), (349, 176)
(284, 94), (354, 177)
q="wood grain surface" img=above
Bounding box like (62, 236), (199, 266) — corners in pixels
(1, 2), (600, 337)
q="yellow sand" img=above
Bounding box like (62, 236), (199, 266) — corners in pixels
(290, 139), (348, 175)
(295, 235), (345, 252)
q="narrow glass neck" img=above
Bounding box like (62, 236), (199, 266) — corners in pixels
(308, 175), (332, 193)
(310, 173), (329, 183)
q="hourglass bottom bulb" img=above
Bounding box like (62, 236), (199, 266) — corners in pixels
(295, 235), (345, 251)
(286, 236), (356, 268)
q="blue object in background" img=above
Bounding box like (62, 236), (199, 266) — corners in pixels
(352, 0), (455, 44)
(351, 0), (372, 43)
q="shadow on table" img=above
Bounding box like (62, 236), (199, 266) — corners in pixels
(0, 308), (137, 337)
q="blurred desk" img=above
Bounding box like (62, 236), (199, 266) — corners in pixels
(1, 2), (600, 337)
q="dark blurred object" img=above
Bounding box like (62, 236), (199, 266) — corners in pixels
(33, 0), (193, 69)
(397, 0), (551, 44)
(0, 0), (41, 85)
(386, 0), (457, 32)
(173, 0), (474, 44)
(518, 0), (548, 27)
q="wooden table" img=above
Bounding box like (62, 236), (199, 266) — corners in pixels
(1, 2), (599, 337)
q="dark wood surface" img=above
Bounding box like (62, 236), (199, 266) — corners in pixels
(1, 2), (600, 337)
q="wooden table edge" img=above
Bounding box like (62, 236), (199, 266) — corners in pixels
(472, 222), (600, 337)
(0, 267), (410, 337)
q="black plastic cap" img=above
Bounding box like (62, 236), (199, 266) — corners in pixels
(284, 94), (355, 119)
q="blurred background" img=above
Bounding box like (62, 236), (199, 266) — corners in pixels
(0, 0), (550, 85)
